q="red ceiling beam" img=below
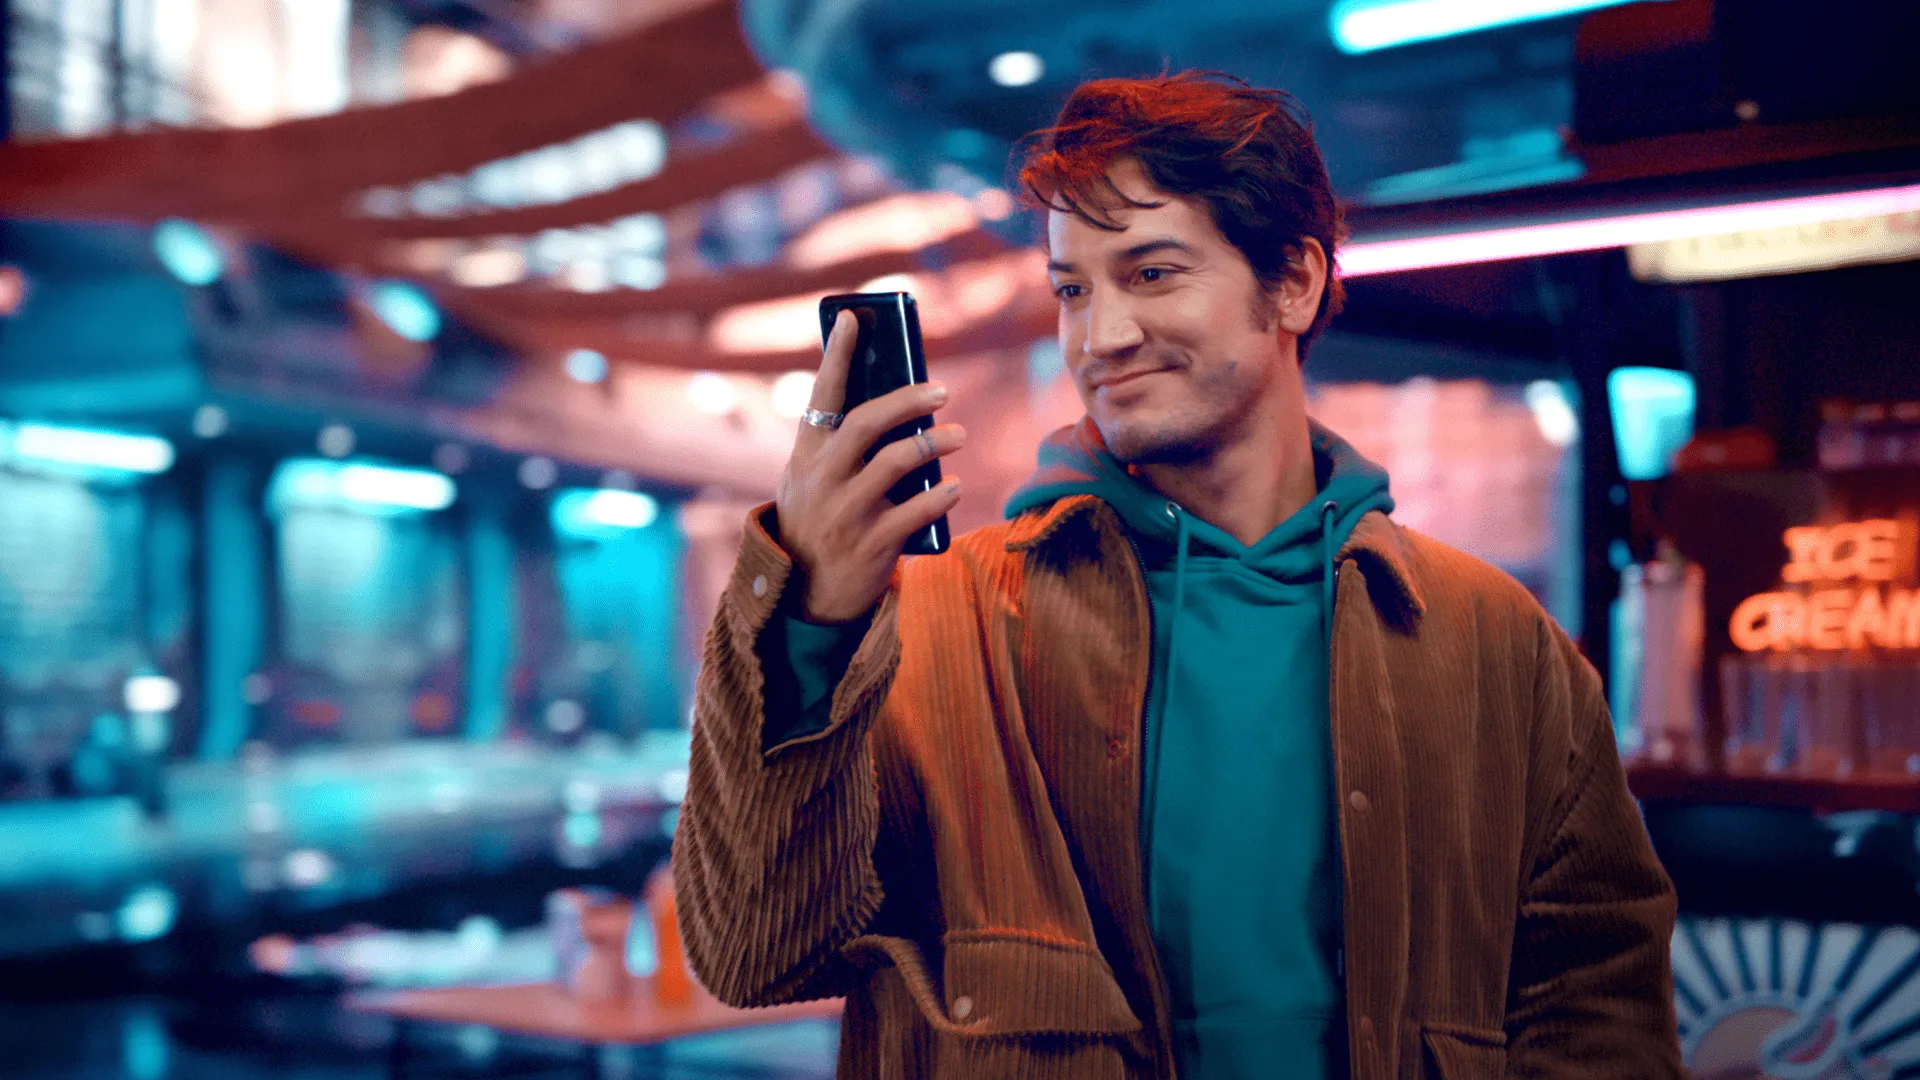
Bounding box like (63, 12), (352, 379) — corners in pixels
(0, 1), (763, 222)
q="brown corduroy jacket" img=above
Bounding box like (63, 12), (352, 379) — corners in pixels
(673, 495), (1684, 1079)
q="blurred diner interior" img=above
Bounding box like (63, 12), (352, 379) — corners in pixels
(0, 0), (1916, 1076)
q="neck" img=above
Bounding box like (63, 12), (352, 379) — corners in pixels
(1135, 390), (1318, 548)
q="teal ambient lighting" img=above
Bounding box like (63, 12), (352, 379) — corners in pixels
(367, 280), (442, 341)
(1330, 0), (1653, 54)
(552, 488), (659, 539)
(0, 421), (175, 475)
(152, 219), (224, 285)
(268, 458), (457, 515)
(1606, 367), (1695, 481)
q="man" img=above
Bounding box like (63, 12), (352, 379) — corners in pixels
(674, 73), (1683, 1079)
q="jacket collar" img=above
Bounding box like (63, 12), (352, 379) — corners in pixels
(1006, 493), (1426, 632)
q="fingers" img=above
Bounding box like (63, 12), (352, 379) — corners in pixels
(824, 380), (948, 475)
(809, 310), (856, 419)
(871, 476), (962, 553)
(845, 424), (966, 509)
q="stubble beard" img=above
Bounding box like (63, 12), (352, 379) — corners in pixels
(1096, 356), (1266, 468)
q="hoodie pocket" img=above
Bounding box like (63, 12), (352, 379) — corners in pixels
(1422, 1024), (1508, 1079)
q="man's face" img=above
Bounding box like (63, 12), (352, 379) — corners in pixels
(1046, 159), (1301, 466)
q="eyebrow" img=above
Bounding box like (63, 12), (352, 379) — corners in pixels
(1047, 237), (1199, 276)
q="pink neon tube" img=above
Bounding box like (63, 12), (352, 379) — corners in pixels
(1338, 182), (1920, 277)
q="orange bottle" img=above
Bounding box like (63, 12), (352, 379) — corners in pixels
(646, 867), (692, 1007)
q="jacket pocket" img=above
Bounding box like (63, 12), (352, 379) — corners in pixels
(844, 932), (1144, 1080)
(1422, 1024), (1508, 1080)
(939, 930), (1143, 1037)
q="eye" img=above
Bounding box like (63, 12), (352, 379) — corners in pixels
(1137, 266), (1170, 285)
(1053, 282), (1085, 301)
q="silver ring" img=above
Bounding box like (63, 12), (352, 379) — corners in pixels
(801, 408), (844, 430)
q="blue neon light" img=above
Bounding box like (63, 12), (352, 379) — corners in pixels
(0, 421), (175, 475)
(1607, 367), (1695, 481)
(552, 489), (659, 538)
(152, 219), (224, 286)
(367, 280), (442, 342)
(1330, 0), (1656, 54)
(268, 458), (457, 516)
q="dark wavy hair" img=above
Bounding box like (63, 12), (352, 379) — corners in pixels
(1017, 71), (1346, 360)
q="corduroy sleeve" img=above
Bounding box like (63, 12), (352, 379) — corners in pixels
(1504, 622), (1685, 1079)
(672, 503), (903, 1007)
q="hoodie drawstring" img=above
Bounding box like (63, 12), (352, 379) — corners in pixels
(1320, 500), (1339, 653)
(1140, 500), (1189, 886)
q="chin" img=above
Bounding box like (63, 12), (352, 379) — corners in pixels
(1097, 413), (1215, 466)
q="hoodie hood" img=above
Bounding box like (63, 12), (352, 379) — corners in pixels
(1005, 416), (1393, 578)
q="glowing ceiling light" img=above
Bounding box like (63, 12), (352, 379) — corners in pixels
(552, 489), (661, 539)
(1524, 380), (1580, 448)
(770, 371), (816, 419)
(366, 280), (442, 341)
(268, 459), (456, 514)
(7, 422), (175, 474)
(1330, 0), (1650, 54)
(1340, 182), (1920, 278)
(859, 273), (918, 296)
(518, 456), (558, 490)
(124, 675), (182, 714)
(316, 424), (355, 458)
(687, 372), (740, 416)
(337, 463), (457, 511)
(787, 192), (978, 270)
(449, 247), (526, 287)
(709, 291), (829, 355)
(988, 51), (1045, 87)
(152, 219), (223, 286)
(1607, 367), (1695, 481)
(116, 885), (177, 942)
(191, 404), (229, 439)
(565, 348), (609, 384)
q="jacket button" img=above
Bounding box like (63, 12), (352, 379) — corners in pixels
(1348, 790), (1371, 813)
(751, 574), (768, 598)
(1108, 737), (1126, 760)
(952, 996), (973, 1020)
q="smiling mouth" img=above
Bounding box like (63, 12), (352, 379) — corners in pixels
(1093, 368), (1170, 390)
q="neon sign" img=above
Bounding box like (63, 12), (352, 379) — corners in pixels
(1730, 519), (1920, 652)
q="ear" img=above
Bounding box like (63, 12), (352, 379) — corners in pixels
(1274, 237), (1328, 338)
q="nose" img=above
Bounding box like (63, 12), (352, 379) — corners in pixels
(1083, 288), (1144, 363)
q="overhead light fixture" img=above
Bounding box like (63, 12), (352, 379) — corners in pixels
(786, 192), (978, 270)
(687, 372), (740, 416)
(770, 371), (816, 419)
(268, 458), (456, 515)
(1607, 367), (1695, 481)
(1340, 182), (1920, 277)
(153, 219), (224, 286)
(988, 51), (1045, 88)
(564, 348), (609, 384)
(1330, 0), (1650, 55)
(124, 674), (183, 715)
(552, 488), (660, 537)
(1, 422), (175, 475)
(366, 279), (442, 341)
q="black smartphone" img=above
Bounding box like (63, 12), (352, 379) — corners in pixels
(818, 291), (950, 556)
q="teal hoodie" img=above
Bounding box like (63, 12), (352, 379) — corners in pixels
(1005, 419), (1393, 1080)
